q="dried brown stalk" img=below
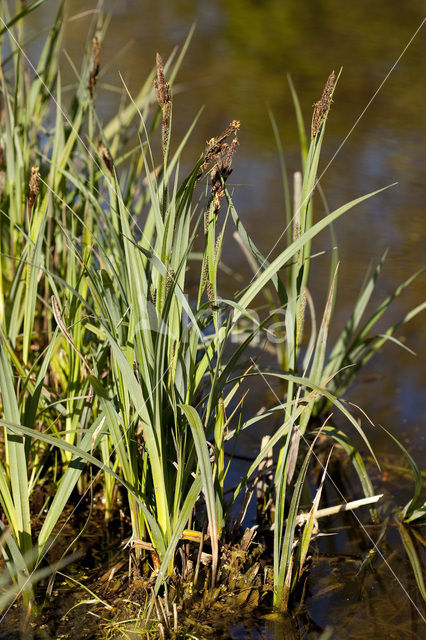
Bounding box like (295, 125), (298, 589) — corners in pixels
(88, 36), (100, 99)
(312, 70), (335, 137)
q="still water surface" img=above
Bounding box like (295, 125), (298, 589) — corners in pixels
(27, 1), (426, 637)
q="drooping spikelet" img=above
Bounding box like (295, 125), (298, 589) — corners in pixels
(198, 120), (240, 178)
(199, 120), (240, 215)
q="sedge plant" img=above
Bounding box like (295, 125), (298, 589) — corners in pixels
(0, 2), (423, 626)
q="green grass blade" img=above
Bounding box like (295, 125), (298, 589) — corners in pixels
(0, 419), (165, 558)
(36, 414), (106, 558)
(287, 74), (308, 166)
(236, 185), (395, 321)
(398, 523), (426, 602)
(180, 404), (219, 587)
(154, 475), (202, 594)
(0, 342), (31, 555)
(0, 0), (47, 38)
(379, 425), (424, 521)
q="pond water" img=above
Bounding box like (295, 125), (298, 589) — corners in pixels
(22, 0), (426, 637)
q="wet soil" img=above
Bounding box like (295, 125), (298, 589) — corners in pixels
(0, 452), (424, 640)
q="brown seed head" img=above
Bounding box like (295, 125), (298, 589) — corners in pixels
(154, 53), (171, 156)
(98, 141), (114, 174)
(201, 120), (240, 214)
(29, 165), (40, 209)
(206, 280), (215, 304)
(88, 36), (100, 99)
(198, 119), (241, 188)
(201, 256), (209, 290)
(154, 53), (170, 109)
(165, 269), (175, 294)
(312, 70), (335, 137)
(222, 136), (238, 173)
